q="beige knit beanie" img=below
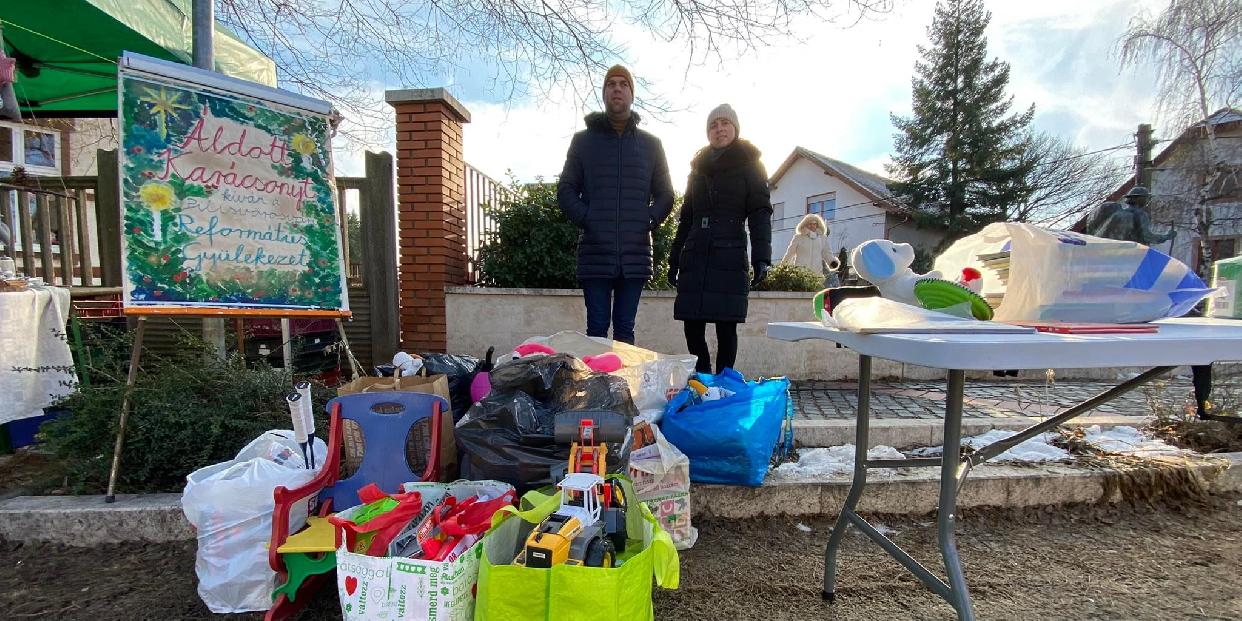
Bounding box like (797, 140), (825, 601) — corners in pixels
(706, 103), (740, 136)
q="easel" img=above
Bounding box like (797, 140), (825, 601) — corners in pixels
(103, 306), (362, 503)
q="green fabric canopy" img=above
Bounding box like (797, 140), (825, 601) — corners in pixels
(1, 0), (276, 117)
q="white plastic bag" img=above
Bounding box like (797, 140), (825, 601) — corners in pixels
(182, 430), (326, 613)
(513, 332), (696, 411)
(935, 223), (1215, 323)
(629, 421), (698, 549)
(825, 297), (991, 333)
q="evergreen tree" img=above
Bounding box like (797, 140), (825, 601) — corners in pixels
(887, 0), (1035, 240)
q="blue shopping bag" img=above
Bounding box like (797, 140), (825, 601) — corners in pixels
(660, 369), (792, 486)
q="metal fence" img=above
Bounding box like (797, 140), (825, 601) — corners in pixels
(464, 164), (515, 283)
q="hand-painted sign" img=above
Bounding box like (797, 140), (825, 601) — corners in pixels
(118, 57), (347, 311)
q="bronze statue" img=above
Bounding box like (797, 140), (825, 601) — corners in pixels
(1084, 186), (1174, 245)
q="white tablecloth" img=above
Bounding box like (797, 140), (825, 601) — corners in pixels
(0, 287), (77, 425)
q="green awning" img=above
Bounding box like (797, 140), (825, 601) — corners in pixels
(1, 0), (276, 117)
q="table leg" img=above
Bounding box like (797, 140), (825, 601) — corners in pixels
(939, 370), (975, 620)
(823, 354), (872, 602)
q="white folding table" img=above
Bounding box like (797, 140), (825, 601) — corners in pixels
(767, 317), (1242, 621)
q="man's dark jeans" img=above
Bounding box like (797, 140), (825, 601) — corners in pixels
(580, 277), (646, 344)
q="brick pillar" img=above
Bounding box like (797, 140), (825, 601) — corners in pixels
(385, 88), (471, 352)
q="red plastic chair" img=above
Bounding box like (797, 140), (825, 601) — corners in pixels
(265, 392), (447, 621)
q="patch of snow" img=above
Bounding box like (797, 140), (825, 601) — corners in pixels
(873, 523), (898, 536)
(796, 523), (813, 533)
(771, 445), (903, 480)
(913, 430), (1070, 463)
(1083, 425), (1185, 457)
(962, 429), (1070, 462)
(868, 445), (905, 460)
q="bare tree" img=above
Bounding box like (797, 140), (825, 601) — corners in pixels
(1119, 0), (1242, 273)
(215, 0), (894, 145)
(1017, 132), (1131, 228)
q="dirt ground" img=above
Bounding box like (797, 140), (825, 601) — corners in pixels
(2, 495), (1240, 621)
(0, 451), (66, 500)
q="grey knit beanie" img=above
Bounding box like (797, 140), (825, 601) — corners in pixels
(706, 103), (739, 136)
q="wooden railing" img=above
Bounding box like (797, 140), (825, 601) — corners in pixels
(0, 149), (122, 290)
(1, 176), (102, 287)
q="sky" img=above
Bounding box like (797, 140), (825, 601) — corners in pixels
(332, 0), (1167, 189)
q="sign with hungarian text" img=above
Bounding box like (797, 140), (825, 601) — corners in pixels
(118, 63), (347, 311)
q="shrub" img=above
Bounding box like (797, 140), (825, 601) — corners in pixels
(475, 181), (579, 288)
(912, 247), (935, 274)
(41, 325), (333, 494)
(475, 178), (682, 290)
(753, 263), (825, 292)
(647, 202), (681, 291)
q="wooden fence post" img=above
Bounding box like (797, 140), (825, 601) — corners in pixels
(95, 149), (122, 287)
(361, 150), (400, 364)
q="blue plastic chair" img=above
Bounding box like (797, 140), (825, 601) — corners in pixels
(266, 390), (448, 620)
(321, 391), (450, 508)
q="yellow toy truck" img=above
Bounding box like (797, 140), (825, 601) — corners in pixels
(513, 472), (628, 568)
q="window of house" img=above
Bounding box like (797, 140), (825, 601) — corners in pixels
(1209, 237), (1238, 262)
(0, 122), (61, 173)
(24, 130), (57, 168)
(771, 201), (790, 231)
(807, 192), (836, 220)
(0, 126), (13, 163)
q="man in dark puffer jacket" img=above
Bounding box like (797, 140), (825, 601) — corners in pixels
(557, 65), (675, 344)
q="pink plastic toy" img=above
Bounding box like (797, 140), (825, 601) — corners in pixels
(513, 342), (556, 357)
(469, 347), (495, 403)
(582, 352), (623, 373)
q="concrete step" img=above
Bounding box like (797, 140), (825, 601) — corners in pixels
(792, 415), (1152, 448)
(0, 493), (191, 546)
(2, 452), (1236, 545)
(694, 452), (1242, 519)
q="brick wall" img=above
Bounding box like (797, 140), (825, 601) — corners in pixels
(385, 88), (472, 352)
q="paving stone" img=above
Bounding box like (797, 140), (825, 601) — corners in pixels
(790, 376), (1239, 422)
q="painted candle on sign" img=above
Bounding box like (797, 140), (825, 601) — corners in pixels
(118, 71), (347, 311)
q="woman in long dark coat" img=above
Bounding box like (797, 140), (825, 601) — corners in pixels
(667, 104), (773, 373)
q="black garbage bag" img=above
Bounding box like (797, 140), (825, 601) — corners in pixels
(455, 354), (636, 491)
(487, 353), (586, 400)
(419, 352), (482, 421)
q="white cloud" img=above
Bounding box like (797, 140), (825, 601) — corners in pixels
(336, 0), (1170, 189)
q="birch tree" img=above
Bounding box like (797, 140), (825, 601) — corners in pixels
(1119, 0), (1242, 273)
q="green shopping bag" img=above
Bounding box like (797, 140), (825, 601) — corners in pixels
(475, 478), (679, 621)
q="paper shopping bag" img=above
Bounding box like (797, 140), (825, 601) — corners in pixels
(336, 374), (456, 480)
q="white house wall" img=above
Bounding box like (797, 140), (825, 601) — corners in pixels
(769, 158), (887, 265)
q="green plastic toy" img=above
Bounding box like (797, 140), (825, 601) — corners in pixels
(812, 289), (829, 321)
(913, 278), (994, 320)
